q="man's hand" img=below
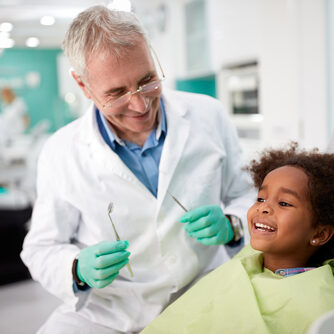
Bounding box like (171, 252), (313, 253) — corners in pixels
(179, 205), (234, 245)
(77, 240), (130, 289)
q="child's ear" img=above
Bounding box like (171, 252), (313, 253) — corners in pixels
(310, 226), (334, 247)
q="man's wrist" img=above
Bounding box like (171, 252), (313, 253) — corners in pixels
(72, 257), (88, 290)
(226, 215), (244, 245)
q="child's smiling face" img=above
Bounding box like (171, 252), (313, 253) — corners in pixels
(247, 166), (316, 262)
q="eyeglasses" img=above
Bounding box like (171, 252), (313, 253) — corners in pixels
(87, 46), (165, 112)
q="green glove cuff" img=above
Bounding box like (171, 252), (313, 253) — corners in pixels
(224, 217), (234, 244)
(76, 258), (85, 283)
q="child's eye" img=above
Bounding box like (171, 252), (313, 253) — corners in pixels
(279, 201), (292, 207)
(257, 197), (265, 203)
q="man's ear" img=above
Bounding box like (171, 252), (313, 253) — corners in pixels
(310, 225), (334, 247)
(71, 71), (91, 99)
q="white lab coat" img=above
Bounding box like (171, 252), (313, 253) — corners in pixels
(21, 89), (255, 333)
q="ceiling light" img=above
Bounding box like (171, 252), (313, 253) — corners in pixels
(0, 22), (13, 32)
(26, 37), (40, 48)
(40, 16), (55, 26)
(107, 0), (132, 12)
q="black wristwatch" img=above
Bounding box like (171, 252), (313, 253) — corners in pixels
(226, 215), (244, 243)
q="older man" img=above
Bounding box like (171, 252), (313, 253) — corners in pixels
(21, 5), (254, 334)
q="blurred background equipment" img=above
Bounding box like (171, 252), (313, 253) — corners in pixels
(0, 87), (29, 146)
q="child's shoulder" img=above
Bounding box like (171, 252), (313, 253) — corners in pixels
(323, 259), (334, 275)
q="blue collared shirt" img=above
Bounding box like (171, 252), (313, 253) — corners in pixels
(96, 99), (167, 197)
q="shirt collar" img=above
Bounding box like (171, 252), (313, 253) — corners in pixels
(156, 97), (167, 140)
(96, 97), (166, 149)
(275, 267), (315, 278)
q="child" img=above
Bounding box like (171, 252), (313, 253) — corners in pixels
(141, 143), (334, 334)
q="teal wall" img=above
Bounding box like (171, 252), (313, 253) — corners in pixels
(0, 48), (74, 133)
(175, 74), (216, 98)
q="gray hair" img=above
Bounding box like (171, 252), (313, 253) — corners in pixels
(62, 5), (149, 78)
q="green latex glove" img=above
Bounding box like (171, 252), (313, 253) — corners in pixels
(77, 240), (130, 289)
(179, 205), (234, 245)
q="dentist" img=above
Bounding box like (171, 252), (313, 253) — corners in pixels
(21, 5), (254, 333)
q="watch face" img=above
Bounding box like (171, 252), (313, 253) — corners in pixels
(230, 216), (244, 241)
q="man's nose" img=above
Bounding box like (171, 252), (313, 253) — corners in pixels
(128, 92), (148, 112)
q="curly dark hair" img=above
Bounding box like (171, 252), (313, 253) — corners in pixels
(248, 142), (334, 265)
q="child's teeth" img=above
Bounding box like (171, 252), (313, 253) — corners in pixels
(255, 223), (275, 231)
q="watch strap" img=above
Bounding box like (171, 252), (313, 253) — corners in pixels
(72, 257), (87, 288)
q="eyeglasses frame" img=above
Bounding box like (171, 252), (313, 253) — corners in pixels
(83, 45), (165, 111)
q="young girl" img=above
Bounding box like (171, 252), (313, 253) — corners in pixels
(141, 143), (334, 334)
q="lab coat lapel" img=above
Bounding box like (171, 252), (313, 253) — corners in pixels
(157, 94), (190, 208)
(78, 105), (153, 197)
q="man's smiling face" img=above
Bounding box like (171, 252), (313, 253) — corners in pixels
(76, 39), (162, 145)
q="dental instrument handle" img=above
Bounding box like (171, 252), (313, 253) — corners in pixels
(126, 262), (134, 277)
(167, 190), (188, 212)
(108, 214), (121, 241)
(108, 214), (134, 277)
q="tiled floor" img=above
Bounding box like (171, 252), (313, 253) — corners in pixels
(0, 279), (61, 334)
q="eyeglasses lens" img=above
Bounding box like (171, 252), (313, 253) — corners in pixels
(141, 80), (162, 94)
(104, 79), (163, 110)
